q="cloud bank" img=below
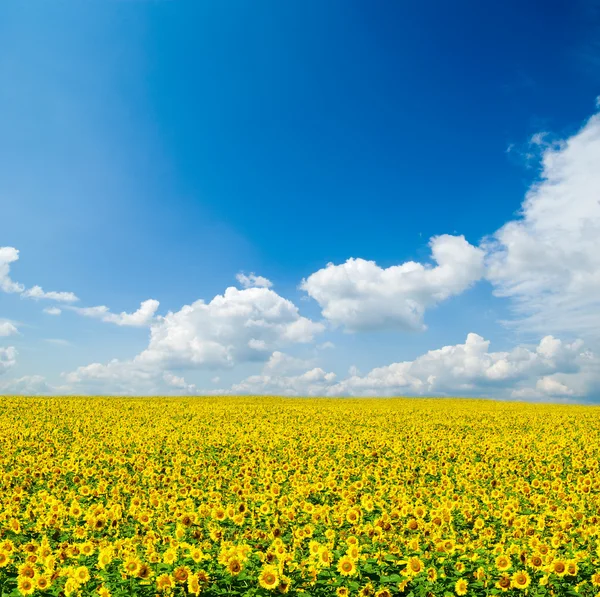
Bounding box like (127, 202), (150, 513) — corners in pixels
(301, 235), (485, 332)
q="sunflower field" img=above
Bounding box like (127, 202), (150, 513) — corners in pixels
(0, 396), (599, 597)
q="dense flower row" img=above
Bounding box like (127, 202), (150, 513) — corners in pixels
(0, 396), (599, 596)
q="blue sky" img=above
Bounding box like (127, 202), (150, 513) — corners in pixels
(1, 0), (600, 400)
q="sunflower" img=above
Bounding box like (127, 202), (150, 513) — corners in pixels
(9, 519), (21, 533)
(566, 560), (578, 576)
(63, 578), (79, 597)
(227, 558), (243, 575)
(496, 572), (511, 591)
(551, 559), (567, 577)
(455, 578), (468, 596)
(309, 540), (321, 556)
(173, 565), (191, 584)
(406, 518), (419, 531)
(592, 572), (600, 587)
(495, 554), (512, 571)
(318, 547), (332, 567)
(35, 576), (51, 591)
(336, 588), (349, 597)
(375, 589), (392, 597)
(528, 554), (543, 569)
(259, 565), (279, 591)
(123, 557), (140, 577)
(474, 566), (485, 581)
(406, 556), (424, 576)
(74, 566), (90, 584)
(18, 563), (35, 579)
(162, 549), (177, 565)
(97, 549), (113, 569)
(426, 567), (437, 582)
(277, 575), (291, 594)
(188, 574), (201, 597)
(17, 577), (35, 596)
(156, 573), (175, 592)
(510, 570), (531, 590)
(337, 555), (357, 577)
(347, 545), (360, 560)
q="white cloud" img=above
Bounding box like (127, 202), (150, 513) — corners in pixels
(236, 272), (273, 289)
(0, 375), (54, 395)
(62, 359), (162, 395)
(301, 235), (485, 332)
(535, 376), (574, 396)
(325, 333), (592, 399)
(0, 247), (25, 294)
(70, 299), (160, 327)
(162, 372), (197, 393)
(221, 333), (596, 402)
(263, 351), (315, 376)
(0, 346), (17, 375)
(231, 367), (337, 397)
(22, 285), (78, 303)
(43, 307), (62, 315)
(317, 341), (335, 350)
(135, 286), (324, 369)
(1, 247), (78, 303)
(60, 360), (199, 397)
(60, 286), (325, 394)
(0, 321), (18, 337)
(484, 106), (600, 340)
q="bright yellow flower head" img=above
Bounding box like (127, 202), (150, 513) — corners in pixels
(455, 578), (468, 596)
(258, 565), (279, 591)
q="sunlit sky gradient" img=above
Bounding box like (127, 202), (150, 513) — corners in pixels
(1, 1), (600, 400)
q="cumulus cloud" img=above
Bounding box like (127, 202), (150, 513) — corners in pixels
(162, 372), (197, 394)
(231, 367), (337, 397)
(43, 307), (62, 316)
(317, 341), (335, 350)
(135, 286), (324, 369)
(236, 272), (273, 289)
(0, 246), (78, 302)
(0, 321), (18, 337)
(484, 106), (600, 339)
(45, 330), (600, 400)
(60, 286), (325, 394)
(0, 375), (54, 395)
(328, 333), (595, 399)
(301, 235), (485, 332)
(21, 285), (78, 303)
(222, 334), (596, 402)
(0, 247), (25, 294)
(60, 359), (199, 397)
(0, 346), (17, 375)
(70, 299), (159, 327)
(62, 359), (162, 395)
(263, 351), (315, 376)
